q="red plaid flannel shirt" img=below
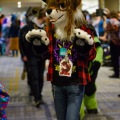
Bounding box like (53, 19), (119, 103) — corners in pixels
(47, 25), (96, 85)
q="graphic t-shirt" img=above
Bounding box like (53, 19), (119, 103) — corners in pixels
(52, 39), (80, 86)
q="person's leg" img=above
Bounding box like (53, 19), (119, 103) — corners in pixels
(15, 50), (18, 56)
(27, 58), (41, 104)
(85, 66), (100, 97)
(52, 85), (67, 120)
(5, 38), (10, 56)
(112, 55), (119, 77)
(110, 42), (119, 77)
(38, 60), (45, 99)
(84, 93), (98, 114)
(24, 61), (33, 95)
(112, 45), (120, 77)
(80, 99), (85, 120)
(84, 67), (99, 114)
(65, 85), (85, 120)
(12, 50), (14, 56)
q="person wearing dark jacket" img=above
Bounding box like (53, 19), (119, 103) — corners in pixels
(19, 7), (48, 108)
(8, 15), (20, 56)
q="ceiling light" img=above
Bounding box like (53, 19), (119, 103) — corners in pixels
(17, 1), (21, 5)
(17, 1), (22, 8)
(18, 4), (21, 8)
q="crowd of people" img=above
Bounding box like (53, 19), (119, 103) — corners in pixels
(0, 2), (120, 120)
(83, 8), (120, 79)
(0, 14), (20, 57)
(92, 9), (120, 79)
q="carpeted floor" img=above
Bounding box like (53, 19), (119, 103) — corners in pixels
(0, 56), (120, 120)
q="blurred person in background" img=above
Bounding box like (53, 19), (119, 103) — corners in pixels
(0, 14), (5, 55)
(19, 7), (48, 108)
(82, 10), (92, 24)
(0, 16), (10, 55)
(8, 15), (20, 57)
(92, 8), (110, 38)
(4, 14), (13, 56)
(100, 11), (120, 79)
(80, 12), (103, 120)
(117, 11), (120, 21)
(94, 8), (111, 67)
(0, 14), (5, 37)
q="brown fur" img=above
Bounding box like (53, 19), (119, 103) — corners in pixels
(46, 0), (86, 38)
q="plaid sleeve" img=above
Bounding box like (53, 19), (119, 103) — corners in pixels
(87, 45), (96, 61)
(79, 25), (96, 61)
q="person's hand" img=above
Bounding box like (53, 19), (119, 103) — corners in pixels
(103, 15), (107, 21)
(23, 56), (28, 62)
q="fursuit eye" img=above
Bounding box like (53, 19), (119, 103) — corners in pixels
(59, 3), (66, 10)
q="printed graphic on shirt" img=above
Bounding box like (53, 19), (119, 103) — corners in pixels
(54, 64), (76, 72)
(54, 39), (77, 62)
(53, 39), (77, 75)
(59, 58), (73, 77)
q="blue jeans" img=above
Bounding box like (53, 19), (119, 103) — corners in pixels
(52, 85), (85, 120)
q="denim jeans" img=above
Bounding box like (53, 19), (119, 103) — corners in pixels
(52, 84), (85, 120)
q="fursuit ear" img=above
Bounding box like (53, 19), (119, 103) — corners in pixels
(46, 0), (54, 7)
(42, 0), (46, 3)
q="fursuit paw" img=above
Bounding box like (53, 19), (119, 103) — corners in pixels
(25, 29), (49, 46)
(74, 28), (94, 45)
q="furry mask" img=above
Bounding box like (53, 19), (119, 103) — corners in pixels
(46, 0), (86, 40)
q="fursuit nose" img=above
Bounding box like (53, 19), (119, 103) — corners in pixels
(46, 9), (52, 15)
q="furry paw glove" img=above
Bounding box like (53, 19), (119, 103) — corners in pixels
(25, 29), (50, 46)
(74, 28), (94, 45)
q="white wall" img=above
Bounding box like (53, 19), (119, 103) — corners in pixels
(82, 0), (99, 13)
(105, 0), (119, 11)
(1, 0), (99, 15)
(1, 7), (27, 16)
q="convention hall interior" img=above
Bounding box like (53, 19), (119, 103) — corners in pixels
(0, 0), (120, 120)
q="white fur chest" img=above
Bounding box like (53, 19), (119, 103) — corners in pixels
(55, 25), (74, 41)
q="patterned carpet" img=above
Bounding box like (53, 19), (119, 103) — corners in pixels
(0, 56), (120, 120)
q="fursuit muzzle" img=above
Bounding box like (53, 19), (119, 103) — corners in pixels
(46, 4), (93, 45)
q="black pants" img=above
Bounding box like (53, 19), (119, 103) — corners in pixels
(85, 62), (101, 96)
(25, 57), (45, 101)
(110, 42), (120, 77)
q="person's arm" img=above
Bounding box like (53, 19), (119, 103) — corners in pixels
(7, 26), (12, 39)
(99, 32), (108, 41)
(19, 27), (27, 61)
(103, 16), (107, 29)
(25, 28), (50, 60)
